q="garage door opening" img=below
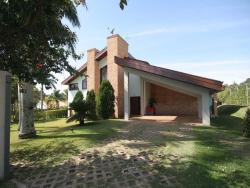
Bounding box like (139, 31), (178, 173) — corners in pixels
(150, 83), (198, 117)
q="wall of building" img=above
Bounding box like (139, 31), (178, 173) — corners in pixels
(150, 83), (198, 116)
(129, 73), (140, 97)
(107, 35), (128, 118)
(99, 56), (107, 69)
(68, 73), (88, 105)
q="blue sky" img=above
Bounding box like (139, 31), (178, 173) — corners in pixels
(56, 0), (250, 91)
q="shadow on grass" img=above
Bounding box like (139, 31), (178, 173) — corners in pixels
(11, 141), (81, 167)
(211, 115), (243, 133)
(218, 105), (245, 116)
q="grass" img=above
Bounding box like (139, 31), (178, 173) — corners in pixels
(10, 119), (127, 167)
(1, 105), (250, 187)
(155, 105), (250, 188)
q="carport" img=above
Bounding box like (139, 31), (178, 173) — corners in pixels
(115, 57), (224, 125)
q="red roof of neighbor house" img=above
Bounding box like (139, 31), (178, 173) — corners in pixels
(95, 47), (107, 61)
(62, 47), (108, 85)
(115, 56), (224, 91)
(61, 63), (87, 85)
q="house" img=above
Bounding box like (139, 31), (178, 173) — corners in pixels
(62, 34), (224, 124)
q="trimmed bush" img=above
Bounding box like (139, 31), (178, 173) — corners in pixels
(67, 91), (87, 125)
(34, 108), (67, 121)
(86, 90), (97, 120)
(96, 80), (115, 119)
(243, 108), (250, 137)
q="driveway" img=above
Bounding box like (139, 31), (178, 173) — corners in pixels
(11, 120), (195, 188)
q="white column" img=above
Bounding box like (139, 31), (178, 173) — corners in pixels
(0, 71), (11, 180)
(202, 93), (210, 125)
(197, 95), (202, 119)
(124, 71), (130, 120)
(140, 77), (144, 115)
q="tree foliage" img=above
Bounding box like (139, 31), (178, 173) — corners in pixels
(86, 90), (97, 120)
(217, 79), (250, 106)
(0, 0), (82, 85)
(48, 90), (67, 109)
(96, 81), (115, 119)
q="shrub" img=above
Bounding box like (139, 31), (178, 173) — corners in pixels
(34, 108), (67, 121)
(86, 90), (97, 120)
(96, 80), (115, 119)
(67, 91), (87, 125)
(242, 108), (250, 137)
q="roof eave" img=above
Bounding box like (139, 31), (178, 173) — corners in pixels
(115, 56), (224, 92)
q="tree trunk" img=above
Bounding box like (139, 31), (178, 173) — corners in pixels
(56, 100), (59, 109)
(18, 82), (36, 139)
(80, 117), (84, 126)
(41, 84), (44, 110)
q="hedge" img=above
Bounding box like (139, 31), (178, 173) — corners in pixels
(34, 108), (67, 121)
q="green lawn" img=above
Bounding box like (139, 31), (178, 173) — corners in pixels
(10, 119), (127, 167)
(156, 105), (250, 188)
(1, 105), (250, 187)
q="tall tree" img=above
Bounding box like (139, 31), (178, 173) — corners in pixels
(0, 0), (83, 138)
(0, 0), (127, 138)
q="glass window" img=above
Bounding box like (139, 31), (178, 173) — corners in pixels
(69, 83), (78, 91)
(82, 77), (87, 89)
(100, 66), (107, 83)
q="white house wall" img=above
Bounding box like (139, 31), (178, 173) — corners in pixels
(67, 71), (88, 105)
(99, 56), (107, 69)
(129, 73), (140, 97)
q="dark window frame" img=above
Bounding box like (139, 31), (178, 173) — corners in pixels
(100, 66), (107, 84)
(82, 77), (87, 89)
(69, 83), (78, 91)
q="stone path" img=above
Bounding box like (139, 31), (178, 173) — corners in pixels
(11, 120), (193, 188)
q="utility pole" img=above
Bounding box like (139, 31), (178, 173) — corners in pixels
(229, 87), (232, 104)
(246, 84), (249, 106)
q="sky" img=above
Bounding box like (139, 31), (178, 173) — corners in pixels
(51, 0), (250, 92)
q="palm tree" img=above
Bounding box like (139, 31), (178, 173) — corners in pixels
(49, 90), (66, 109)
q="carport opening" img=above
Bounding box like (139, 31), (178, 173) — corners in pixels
(140, 82), (200, 122)
(150, 83), (198, 116)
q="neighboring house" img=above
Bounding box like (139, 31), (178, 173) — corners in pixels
(62, 34), (224, 124)
(36, 101), (48, 110)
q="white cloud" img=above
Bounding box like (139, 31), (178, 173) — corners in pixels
(127, 20), (250, 38)
(161, 60), (250, 69)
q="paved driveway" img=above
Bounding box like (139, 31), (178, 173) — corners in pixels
(11, 120), (195, 188)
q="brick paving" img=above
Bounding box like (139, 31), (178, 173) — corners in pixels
(10, 120), (191, 188)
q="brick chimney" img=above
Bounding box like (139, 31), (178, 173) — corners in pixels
(107, 34), (129, 118)
(87, 48), (100, 92)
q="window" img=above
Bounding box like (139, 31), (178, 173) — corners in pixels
(82, 77), (87, 89)
(69, 83), (78, 91)
(100, 66), (107, 83)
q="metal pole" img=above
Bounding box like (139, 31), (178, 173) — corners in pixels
(246, 84), (249, 106)
(229, 87), (232, 104)
(0, 71), (11, 180)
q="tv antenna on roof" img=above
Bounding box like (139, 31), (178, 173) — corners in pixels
(107, 27), (115, 35)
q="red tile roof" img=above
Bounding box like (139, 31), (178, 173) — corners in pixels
(61, 63), (87, 85)
(115, 56), (224, 91)
(95, 47), (107, 61)
(62, 47), (108, 85)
